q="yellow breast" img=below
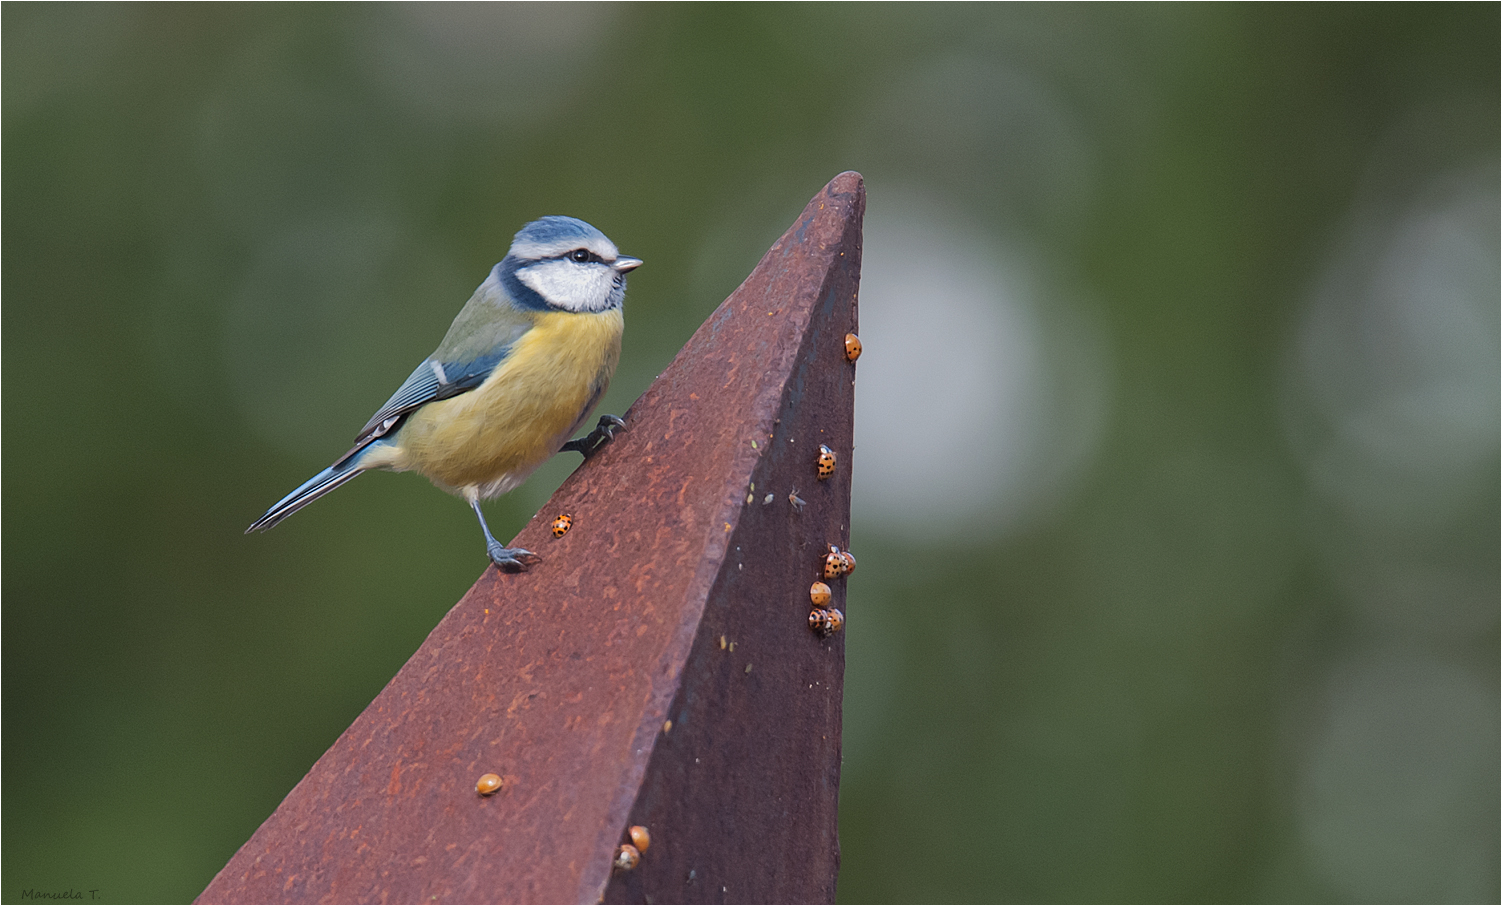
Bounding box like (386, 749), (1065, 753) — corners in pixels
(384, 308), (623, 495)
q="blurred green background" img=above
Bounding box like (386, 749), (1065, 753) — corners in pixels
(5, 4), (1497, 903)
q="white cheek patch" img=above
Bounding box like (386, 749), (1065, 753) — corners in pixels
(517, 260), (615, 312)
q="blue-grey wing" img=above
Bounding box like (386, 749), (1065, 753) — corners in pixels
(341, 270), (534, 460)
(349, 348), (510, 449)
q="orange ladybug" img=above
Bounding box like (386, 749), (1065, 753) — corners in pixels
(824, 545), (850, 580)
(629, 825), (651, 852)
(844, 333), (862, 363)
(809, 607), (845, 637)
(810, 581), (832, 606)
(551, 514), (573, 537)
(816, 445), (837, 480)
(839, 550), (856, 576)
(476, 773), (503, 796)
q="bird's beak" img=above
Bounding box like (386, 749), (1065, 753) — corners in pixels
(613, 256), (643, 273)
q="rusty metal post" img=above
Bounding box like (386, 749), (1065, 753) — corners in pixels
(198, 172), (864, 905)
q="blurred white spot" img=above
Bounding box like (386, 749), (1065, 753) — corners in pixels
(1292, 169), (1499, 526)
(853, 192), (1108, 539)
(1298, 650), (1498, 902)
(1286, 168), (1500, 641)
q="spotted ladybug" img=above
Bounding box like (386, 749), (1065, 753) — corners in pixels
(816, 445), (837, 480)
(551, 514), (573, 538)
(810, 581), (832, 607)
(839, 550), (856, 576)
(476, 773), (503, 796)
(824, 545), (850, 580)
(844, 333), (862, 363)
(614, 844), (641, 871)
(809, 607), (845, 637)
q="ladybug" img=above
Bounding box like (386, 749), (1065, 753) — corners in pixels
(614, 844), (641, 871)
(809, 608), (845, 637)
(476, 773), (503, 796)
(844, 332), (862, 363)
(810, 581), (832, 607)
(816, 445), (837, 480)
(629, 825), (651, 852)
(824, 545), (850, 580)
(551, 513), (573, 537)
(839, 550), (856, 576)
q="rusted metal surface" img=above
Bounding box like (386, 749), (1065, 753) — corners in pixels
(197, 171), (863, 905)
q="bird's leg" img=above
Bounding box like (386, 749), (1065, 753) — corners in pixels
(470, 499), (539, 572)
(560, 415), (626, 458)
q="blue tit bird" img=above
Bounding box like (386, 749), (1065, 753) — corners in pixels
(246, 216), (641, 572)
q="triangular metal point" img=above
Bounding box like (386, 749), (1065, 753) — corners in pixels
(199, 171), (865, 905)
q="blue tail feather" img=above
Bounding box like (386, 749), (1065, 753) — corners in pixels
(246, 443), (376, 533)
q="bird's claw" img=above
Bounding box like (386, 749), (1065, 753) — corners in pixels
(561, 415), (626, 458)
(488, 543), (541, 573)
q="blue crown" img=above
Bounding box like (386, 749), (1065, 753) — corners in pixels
(512, 216), (607, 252)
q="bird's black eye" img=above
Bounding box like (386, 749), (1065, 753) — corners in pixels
(568, 249), (592, 263)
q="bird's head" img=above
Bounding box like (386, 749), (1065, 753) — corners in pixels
(499, 216), (642, 313)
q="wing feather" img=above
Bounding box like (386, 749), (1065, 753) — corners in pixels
(348, 347), (510, 452)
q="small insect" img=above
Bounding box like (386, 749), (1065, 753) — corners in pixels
(844, 332), (862, 363)
(824, 545), (850, 580)
(476, 773), (503, 796)
(788, 488), (806, 511)
(810, 581), (832, 607)
(614, 844), (641, 871)
(816, 445), (837, 480)
(629, 825), (652, 852)
(840, 549), (856, 576)
(551, 514), (573, 537)
(809, 607), (845, 637)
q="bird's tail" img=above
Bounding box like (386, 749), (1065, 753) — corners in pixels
(245, 443), (376, 534)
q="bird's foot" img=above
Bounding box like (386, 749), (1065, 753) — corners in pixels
(560, 415), (626, 458)
(488, 542), (541, 573)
